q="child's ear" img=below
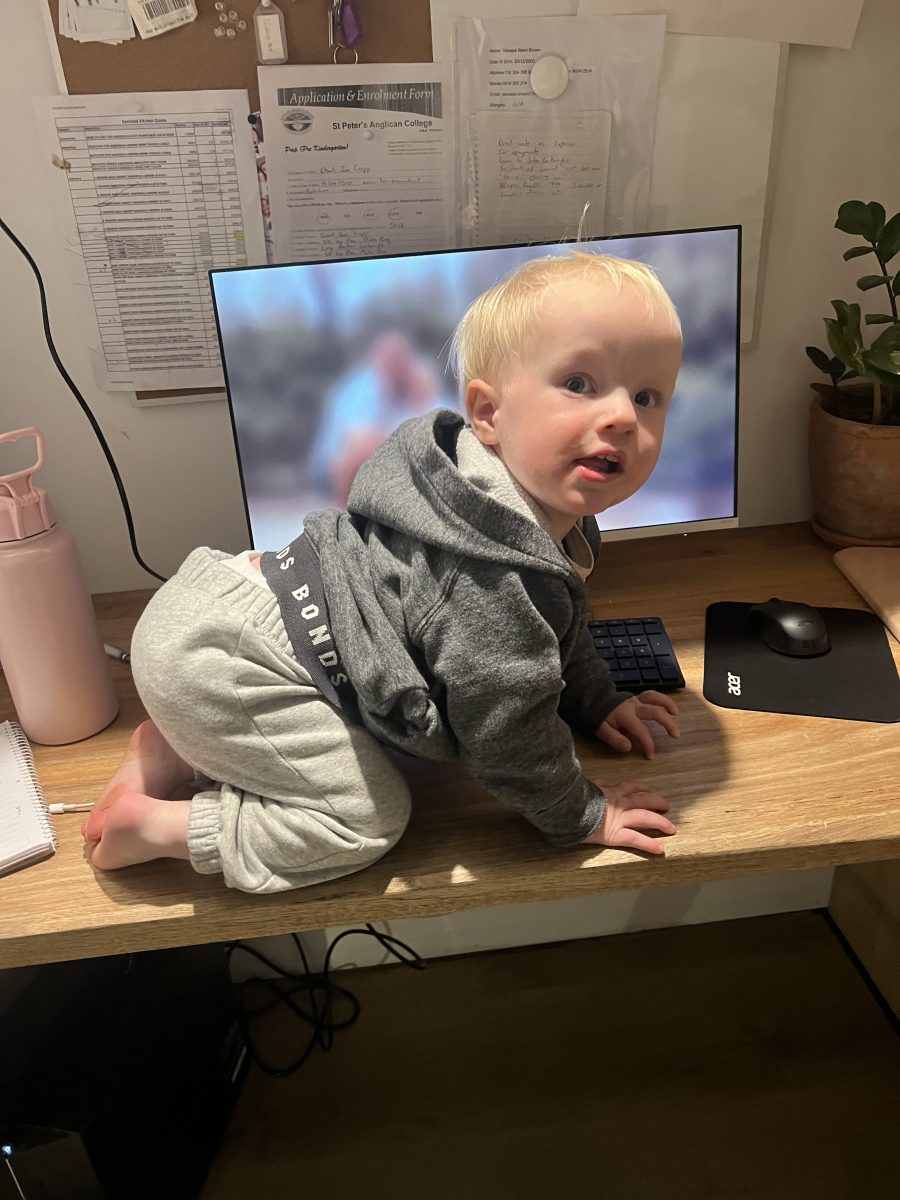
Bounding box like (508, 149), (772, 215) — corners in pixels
(466, 379), (500, 445)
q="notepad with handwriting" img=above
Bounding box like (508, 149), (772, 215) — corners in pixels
(0, 719), (57, 877)
(468, 110), (612, 246)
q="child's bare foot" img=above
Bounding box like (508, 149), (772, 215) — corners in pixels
(83, 721), (193, 843)
(87, 793), (191, 871)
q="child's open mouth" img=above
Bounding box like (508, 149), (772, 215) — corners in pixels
(574, 454), (623, 481)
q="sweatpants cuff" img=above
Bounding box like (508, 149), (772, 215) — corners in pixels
(187, 790), (224, 876)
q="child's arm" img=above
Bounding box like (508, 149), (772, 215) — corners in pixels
(418, 571), (608, 846)
(557, 616), (634, 731)
(597, 692), (679, 758)
(559, 619), (679, 757)
(581, 778), (676, 855)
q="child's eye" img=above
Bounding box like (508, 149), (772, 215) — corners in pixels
(564, 374), (592, 394)
(635, 389), (659, 409)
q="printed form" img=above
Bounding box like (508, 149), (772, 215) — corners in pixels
(34, 91), (266, 392)
(454, 16), (665, 243)
(258, 64), (452, 264)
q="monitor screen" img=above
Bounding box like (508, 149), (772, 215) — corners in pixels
(211, 228), (740, 551)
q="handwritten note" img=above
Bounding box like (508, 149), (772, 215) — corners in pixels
(470, 112), (612, 245)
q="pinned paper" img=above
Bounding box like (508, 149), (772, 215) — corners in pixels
(127, 0), (197, 40)
(34, 89), (267, 392)
(58, 0), (135, 45)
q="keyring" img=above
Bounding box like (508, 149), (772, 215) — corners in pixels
(333, 43), (359, 65)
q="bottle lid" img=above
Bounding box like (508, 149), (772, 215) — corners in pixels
(0, 428), (56, 543)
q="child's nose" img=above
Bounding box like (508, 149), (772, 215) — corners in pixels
(598, 388), (637, 430)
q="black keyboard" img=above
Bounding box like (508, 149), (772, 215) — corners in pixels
(588, 616), (685, 693)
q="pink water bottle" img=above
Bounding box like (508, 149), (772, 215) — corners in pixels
(0, 427), (118, 744)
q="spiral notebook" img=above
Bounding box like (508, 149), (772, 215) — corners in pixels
(0, 719), (57, 877)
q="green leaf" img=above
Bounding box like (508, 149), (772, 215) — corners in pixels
(836, 302), (864, 353)
(804, 348), (847, 384)
(871, 324), (900, 352)
(830, 300), (862, 339)
(867, 202), (886, 240)
(805, 345), (833, 373)
(831, 298), (850, 322)
(836, 200), (875, 240)
(865, 314), (895, 325)
(863, 348), (900, 377)
(893, 271), (900, 297)
(843, 246), (873, 260)
(825, 319), (860, 370)
(878, 212), (900, 262)
(857, 274), (889, 291)
(862, 366), (900, 393)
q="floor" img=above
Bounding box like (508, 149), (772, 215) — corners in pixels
(201, 912), (899, 1200)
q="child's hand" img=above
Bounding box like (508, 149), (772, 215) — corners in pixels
(596, 691), (680, 758)
(581, 780), (675, 856)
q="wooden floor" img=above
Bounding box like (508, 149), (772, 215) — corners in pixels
(202, 913), (899, 1200)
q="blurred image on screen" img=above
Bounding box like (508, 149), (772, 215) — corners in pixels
(211, 229), (740, 551)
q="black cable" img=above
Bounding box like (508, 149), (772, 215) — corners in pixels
(226, 923), (425, 1077)
(817, 909), (899, 1036)
(0, 215), (167, 583)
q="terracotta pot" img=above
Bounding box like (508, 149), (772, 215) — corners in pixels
(808, 391), (900, 547)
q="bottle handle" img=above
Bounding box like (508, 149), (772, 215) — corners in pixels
(0, 428), (45, 500)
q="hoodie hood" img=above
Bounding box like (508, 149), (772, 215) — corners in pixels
(346, 409), (583, 579)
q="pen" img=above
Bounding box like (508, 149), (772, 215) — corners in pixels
(49, 802), (94, 814)
(104, 643), (131, 663)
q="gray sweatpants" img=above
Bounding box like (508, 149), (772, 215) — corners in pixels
(130, 547), (411, 894)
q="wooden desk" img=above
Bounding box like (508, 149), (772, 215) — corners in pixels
(1, 524), (898, 972)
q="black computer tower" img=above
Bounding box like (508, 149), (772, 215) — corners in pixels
(0, 943), (246, 1199)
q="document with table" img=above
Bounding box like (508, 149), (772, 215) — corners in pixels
(34, 90), (267, 392)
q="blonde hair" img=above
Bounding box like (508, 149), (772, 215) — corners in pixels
(449, 251), (681, 396)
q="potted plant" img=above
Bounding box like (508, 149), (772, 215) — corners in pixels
(805, 200), (900, 546)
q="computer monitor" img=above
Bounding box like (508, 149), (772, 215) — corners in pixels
(210, 227), (740, 552)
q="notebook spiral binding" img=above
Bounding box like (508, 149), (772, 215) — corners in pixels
(6, 721), (57, 850)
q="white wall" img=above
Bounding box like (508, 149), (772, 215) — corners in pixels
(1, 0), (898, 591)
(738, 0), (900, 527)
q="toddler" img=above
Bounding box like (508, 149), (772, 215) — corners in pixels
(84, 251), (682, 893)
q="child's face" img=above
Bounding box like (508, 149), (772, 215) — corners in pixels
(467, 278), (682, 539)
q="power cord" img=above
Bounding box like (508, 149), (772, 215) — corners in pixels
(225, 924), (425, 1077)
(0, 215), (167, 583)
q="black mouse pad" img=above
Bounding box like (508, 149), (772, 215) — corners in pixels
(703, 602), (900, 722)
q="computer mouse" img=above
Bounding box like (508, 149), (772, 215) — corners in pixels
(747, 598), (831, 657)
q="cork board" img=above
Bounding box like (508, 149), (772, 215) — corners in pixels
(46, 1), (433, 111)
(44, 0), (434, 400)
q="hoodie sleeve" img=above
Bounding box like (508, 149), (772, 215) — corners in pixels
(558, 618), (633, 737)
(556, 519), (632, 735)
(416, 566), (606, 847)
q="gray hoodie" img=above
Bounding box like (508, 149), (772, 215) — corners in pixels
(303, 409), (630, 847)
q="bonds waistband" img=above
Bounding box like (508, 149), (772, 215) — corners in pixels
(260, 532), (359, 716)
